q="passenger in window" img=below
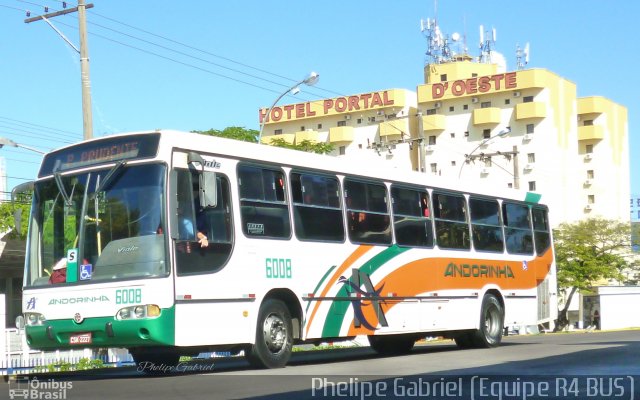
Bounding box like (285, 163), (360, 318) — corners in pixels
(421, 195), (430, 217)
(178, 201), (209, 249)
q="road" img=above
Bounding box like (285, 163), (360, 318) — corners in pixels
(2, 330), (639, 399)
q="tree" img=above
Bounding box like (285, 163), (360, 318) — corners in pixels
(192, 127), (334, 154)
(553, 218), (636, 331)
(0, 195), (31, 240)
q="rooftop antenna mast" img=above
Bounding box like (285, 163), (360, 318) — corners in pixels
(516, 42), (530, 70)
(479, 25), (496, 64)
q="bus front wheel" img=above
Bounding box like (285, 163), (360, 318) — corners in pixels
(247, 299), (293, 369)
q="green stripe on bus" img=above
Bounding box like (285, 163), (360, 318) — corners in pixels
(304, 264), (338, 317)
(525, 192), (542, 204)
(25, 306), (175, 350)
(321, 245), (408, 338)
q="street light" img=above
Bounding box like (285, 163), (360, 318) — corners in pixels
(458, 126), (510, 179)
(258, 71), (320, 145)
(0, 137), (45, 154)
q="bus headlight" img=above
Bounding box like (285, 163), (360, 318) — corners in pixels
(116, 305), (161, 320)
(24, 312), (46, 326)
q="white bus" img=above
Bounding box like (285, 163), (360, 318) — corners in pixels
(19, 130), (557, 369)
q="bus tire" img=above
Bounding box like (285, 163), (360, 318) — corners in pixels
(368, 334), (415, 355)
(471, 293), (504, 348)
(130, 348), (180, 374)
(247, 299), (293, 369)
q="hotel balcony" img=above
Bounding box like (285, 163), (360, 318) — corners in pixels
(472, 107), (501, 126)
(515, 102), (547, 120)
(578, 125), (604, 141)
(421, 114), (446, 132)
(261, 133), (295, 145)
(578, 97), (608, 115)
(379, 119), (409, 137)
(295, 129), (320, 143)
(329, 126), (354, 143)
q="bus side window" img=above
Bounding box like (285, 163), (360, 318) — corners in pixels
(532, 207), (551, 255)
(291, 172), (344, 242)
(344, 179), (391, 245)
(469, 198), (504, 253)
(433, 192), (470, 250)
(391, 185), (433, 248)
(238, 164), (291, 239)
(502, 202), (534, 255)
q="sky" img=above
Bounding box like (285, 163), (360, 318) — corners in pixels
(0, 0), (637, 202)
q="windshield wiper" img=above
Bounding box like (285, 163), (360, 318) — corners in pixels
(53, 160), (73, 206)
(95, 160), (127, 194)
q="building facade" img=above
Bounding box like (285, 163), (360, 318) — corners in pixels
(259, 60), (630, 228)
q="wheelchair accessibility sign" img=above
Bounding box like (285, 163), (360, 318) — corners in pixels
(80, 264), (93, 281)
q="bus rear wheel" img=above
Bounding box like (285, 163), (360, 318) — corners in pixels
(247, 299), (293, 369)
(471, 293), (504, 348)
(368, 334), (415, 355)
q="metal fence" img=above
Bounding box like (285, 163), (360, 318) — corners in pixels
(1, 328), (134, 375)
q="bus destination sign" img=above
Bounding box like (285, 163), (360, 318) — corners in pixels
(39, 133), (161, 177)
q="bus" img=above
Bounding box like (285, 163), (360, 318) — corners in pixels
(18, 130), (557, 369)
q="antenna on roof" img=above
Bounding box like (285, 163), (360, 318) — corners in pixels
(516, 41), (531, 70)
(479, 25), (495, 64)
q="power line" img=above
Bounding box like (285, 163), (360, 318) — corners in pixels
(0, 116), (81, 140)
(87, 11), (347, 98)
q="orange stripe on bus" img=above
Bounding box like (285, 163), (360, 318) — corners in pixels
(305, 245), (373, 336)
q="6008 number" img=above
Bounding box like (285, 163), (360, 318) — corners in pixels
(116, 288), (142, 304)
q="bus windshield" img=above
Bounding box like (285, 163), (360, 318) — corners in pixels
(26, 163), (167, 286)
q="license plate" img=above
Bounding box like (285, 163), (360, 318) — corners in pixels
(69, 332), (92, 345)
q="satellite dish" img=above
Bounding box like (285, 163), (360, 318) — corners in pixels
(451, 32), (460, 41)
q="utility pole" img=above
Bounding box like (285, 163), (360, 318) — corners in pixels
(25, 2), (95, 140)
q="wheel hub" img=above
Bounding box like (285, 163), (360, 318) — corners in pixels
(263, 313), (287, 353)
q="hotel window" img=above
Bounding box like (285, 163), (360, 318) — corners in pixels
(274, 129), (283, 135)
(584, 120), (594, 126)
(449, 106), (455, 112)
(587, 170), (594, 179)
(368, 116), (376, 123)
(441, 74), (448, 82)
(528, 153), (536, 163)
(464, 131), (470, 137)
(300, 126), (305, 131)
(505, 99), (511, 105)
(484, 158), (492, 167)
(357, 118), (363, 124)
(339, 146), (346, 155)
(483, 129), (491, 139)
(430, 163), (438, 173)
(428, 135), (437, 145)
(451, 160), (456, 166)
(317, 123), (323, 129)
(523, 96), (534, 103)
(508, 183), (513, 188)
(529, 181), (536, 191)
(586, 144), (594, 153)
(463, 104), (469, 110)
(526, 124), (535, 134)
(588, 195), (595, 204)
(337, 120), (347, 127)
(426, 108), (437, 115)
(450, 132), (455, 138)
(481, 101), (492, 108)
